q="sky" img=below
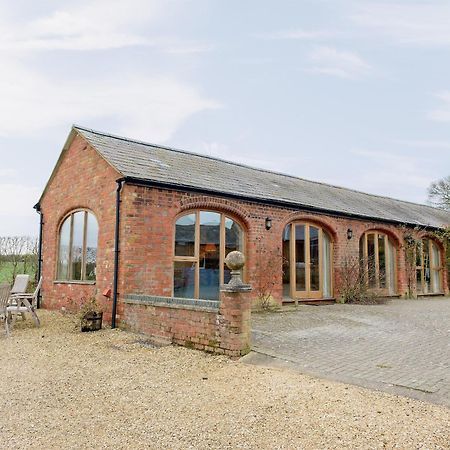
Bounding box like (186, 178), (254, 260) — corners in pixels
(1, 0), (450, 236)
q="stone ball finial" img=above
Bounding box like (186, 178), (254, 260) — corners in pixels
(224, 251), (245, 271)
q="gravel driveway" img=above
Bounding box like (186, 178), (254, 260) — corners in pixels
(250, 298), (450, 408)
(1, 310), (449, 449)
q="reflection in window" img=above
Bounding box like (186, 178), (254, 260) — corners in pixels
(416, 238), (442, 294)
(57, 210), (98, 281)
(359, 232), (397, 294)
(282, 222), (333, 299)
(173, 211), (244, 300)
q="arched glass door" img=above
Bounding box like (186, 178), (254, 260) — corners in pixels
(416, 239), (443, 294)
(359, 231), (397, 295)
(282, 223), (332, 300)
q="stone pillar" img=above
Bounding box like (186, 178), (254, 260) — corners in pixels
(219, 251), (253, 357)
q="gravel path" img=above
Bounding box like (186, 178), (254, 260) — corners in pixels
(1, 311), (449, 449)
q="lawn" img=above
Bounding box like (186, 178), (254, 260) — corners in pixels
(0, 261), (35, 284)
(1, 311), (449, 449)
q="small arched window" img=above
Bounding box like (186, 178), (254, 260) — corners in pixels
(57, 210), (99, 281)
(173, 211), (244, 300)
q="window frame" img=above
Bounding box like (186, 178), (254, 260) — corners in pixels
(55, 209), (98, 283)
(415, 238), (443, 294)
(282, 221), (334, 300)
(360, 231), (397, 294)
(173, 210), (245, 299)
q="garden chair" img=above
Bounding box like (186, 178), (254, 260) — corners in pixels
(7, 277), (42, 328)
(0, 284), (11, 337)
(9, 274), (30, 321)
(10, 274), (30, 295)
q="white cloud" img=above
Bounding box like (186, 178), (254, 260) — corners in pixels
(0, 184), (41, 236)
(347, 149), (432, 201)
(0, 168), (17, 178)
(0, 61), (220, 142)
(0, 1), (211, 53)
(307, 46), (371, 79)
(428, 91), (450, 122)
(352, 2), (450, 46)
(255, 29), (335, 41)
(393, 138), (450, 150)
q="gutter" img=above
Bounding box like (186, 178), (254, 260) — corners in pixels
(111, 178), (125, 328)
(33, 203), (43, 309)
(121, 176), (444, 231)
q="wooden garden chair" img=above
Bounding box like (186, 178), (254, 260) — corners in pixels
(0, 284), (12, 337)
(7, 277), (42, 328)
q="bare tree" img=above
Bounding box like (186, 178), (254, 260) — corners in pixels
(428, 176), (450, 210)
(0, 236), (38, 284)
(253, 235), (283, 310)
(336, 255), (376, 304)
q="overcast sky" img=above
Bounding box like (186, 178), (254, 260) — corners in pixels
(1, 0), (450, 236)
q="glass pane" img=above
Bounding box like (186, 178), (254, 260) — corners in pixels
(322, 232), (331, 297)
(57, 217), (71, 280)
(295, 225), (306, 291)
(367, 234), (376, 288)
(71, 211), (84, 280)
(282, 225), (291, 297)
(310, 226), (320, 291)
(224, 218), (243, 284)
(388, 239), (396, 295)
(416, 268), (423, 293)
(378, 234), (386, 288)
(85, 213), (98, 281)
(174, 261), (196, 298)
(199, 212), (220, 300)
(416, 241), (423, 267)
(175, 214), (196, 256)
(431, 241), (441, 293)
(423, 239), (430, 293)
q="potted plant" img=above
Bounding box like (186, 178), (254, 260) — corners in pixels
(79, 297), (103, 332)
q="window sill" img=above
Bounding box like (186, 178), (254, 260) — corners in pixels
(53, 280), (96, 285)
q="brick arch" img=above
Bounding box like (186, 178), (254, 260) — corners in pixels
(358, 225), (402, 247)
(178, 196), (251, 229)
(57, 206), (98, 233)
(281, 211), (339, 241)
(417, 231), (446, 253)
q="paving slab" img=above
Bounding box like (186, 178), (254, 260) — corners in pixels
(247, 298), (450, 408)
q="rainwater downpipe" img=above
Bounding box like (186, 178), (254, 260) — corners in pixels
(111, 178), (125, 329)
(33, 203), (44, 309)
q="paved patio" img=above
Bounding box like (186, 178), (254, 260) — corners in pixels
(247, 298), (450, 408)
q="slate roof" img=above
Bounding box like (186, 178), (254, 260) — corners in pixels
(74, 126), (450, 229)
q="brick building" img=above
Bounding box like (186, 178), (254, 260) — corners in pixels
(36, 126), (450, 330)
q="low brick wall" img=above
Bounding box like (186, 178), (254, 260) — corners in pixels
(120, 290), (252, 357)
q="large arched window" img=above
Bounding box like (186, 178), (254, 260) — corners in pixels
(359, 231), (397, 295)
(416, 238), (443, 294)
(57, 210), (99, 282)
(282, 222), (333, 300)
(173, 211), (244, 300)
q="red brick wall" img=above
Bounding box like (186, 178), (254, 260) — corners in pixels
(116, 185), (449, 305)
(40, 134), (119, 317)
(121, 289), (252, 357)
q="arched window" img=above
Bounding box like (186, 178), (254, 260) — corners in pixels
(57, 210), (99, 281)
(416, 238), (443, 294)
(282, 222), (333, 300)
(359, 231), (397, 294)
(173, 211), (244, 300)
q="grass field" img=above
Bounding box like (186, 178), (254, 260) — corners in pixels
(0, 261), (35, 284)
